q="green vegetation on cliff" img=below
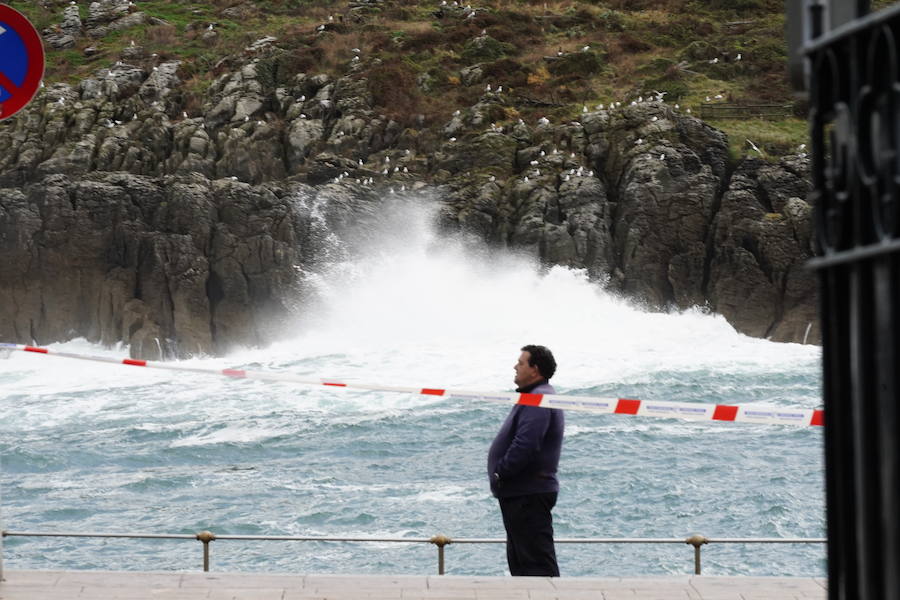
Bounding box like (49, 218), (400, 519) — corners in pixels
(14, 0), (824, 157)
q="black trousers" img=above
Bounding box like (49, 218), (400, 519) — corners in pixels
(498, 492), (559, 576)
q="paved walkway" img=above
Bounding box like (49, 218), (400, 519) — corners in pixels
(0, 570), (827, 599)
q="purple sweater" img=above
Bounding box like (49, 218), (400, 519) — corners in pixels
(487, 380), (565, 498)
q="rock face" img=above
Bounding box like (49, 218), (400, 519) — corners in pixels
(0, 50), (819, 357)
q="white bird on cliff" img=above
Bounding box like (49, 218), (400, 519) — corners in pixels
(714, 94), (723, 100)
(403, 167), (408, 173)
(352, 48), (360, 54)
(635, 138), (643, 145)
(207, 23), (214, 31)
(582, 45), (590, 52)
(540, 151), (545, 156)
(449, 137), (456, 142)
(686, 108), (692, 114)
(530, 160), (539, 166)
(299, 113), (307, 119)
(489, 175), (496, 182)
(651, 116), (658, 121)
(746, 139), (763, 155)
(537, 116), (550, 125)
(486, 84), (492, 92)
(709, 57), (718, 64)
(582, 105), (588, 113)
(182, 111), (188, 118)
(497, 86), (502, 93)
(596, 103), (604, 110)
(736, 53), (742, 61)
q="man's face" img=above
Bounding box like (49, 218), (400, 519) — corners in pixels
(514, 351), (542, 388)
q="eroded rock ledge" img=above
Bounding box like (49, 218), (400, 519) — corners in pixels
(0, 55), (817, 358)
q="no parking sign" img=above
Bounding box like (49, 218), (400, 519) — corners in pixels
(0, 4), (45, 120)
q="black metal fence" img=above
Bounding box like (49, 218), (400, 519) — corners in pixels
(801, 1), (900, 598)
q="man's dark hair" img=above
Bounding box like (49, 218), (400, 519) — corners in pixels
(521, 345), (557, 380)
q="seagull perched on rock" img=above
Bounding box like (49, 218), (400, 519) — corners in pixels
(537, 116), (550, 126)
(581, 45), (590, 52)
(651, 116), (658, 122)
(530, 160), (539, 166)
(709, 57), (718, 64)
(736, 53), (742, 61)
(207, 23), (214, 31)
(582, 105), (588, 113)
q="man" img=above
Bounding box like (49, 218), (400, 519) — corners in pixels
(487, 345), (564, 576)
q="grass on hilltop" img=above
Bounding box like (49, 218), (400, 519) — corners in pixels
(11, 0), (820, 159)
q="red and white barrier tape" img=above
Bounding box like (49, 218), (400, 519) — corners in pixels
(0, 343), (824, 427)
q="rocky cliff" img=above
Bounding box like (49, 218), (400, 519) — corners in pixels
(0, 6), (817, 358)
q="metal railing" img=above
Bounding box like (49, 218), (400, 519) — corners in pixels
(700, 103), (794, 120)
(0, 529), (825, 576)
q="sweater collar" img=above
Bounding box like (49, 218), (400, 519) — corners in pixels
(516, 378), (548, 394)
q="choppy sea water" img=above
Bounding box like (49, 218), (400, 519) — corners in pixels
(0, 200), (823, 576)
